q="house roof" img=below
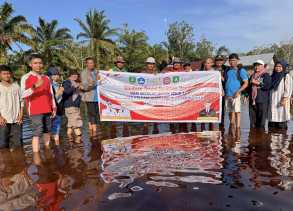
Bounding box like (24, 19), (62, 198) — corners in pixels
(226, 53), (275, 67)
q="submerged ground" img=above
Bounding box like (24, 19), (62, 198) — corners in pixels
(0, 106), (293, 211)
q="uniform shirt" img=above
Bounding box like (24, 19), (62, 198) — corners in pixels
(0, 82), (23, 123)
(21, 71), (56, 116)
(110, 66), (128, 72)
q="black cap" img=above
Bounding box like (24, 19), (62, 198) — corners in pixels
(47, 66), (60, 76)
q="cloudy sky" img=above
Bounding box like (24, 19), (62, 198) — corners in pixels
(8, 0), (293, 52)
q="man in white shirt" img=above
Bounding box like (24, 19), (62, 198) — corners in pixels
(0, 65), (24, 150)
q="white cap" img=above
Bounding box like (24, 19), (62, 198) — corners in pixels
(254, 59), (265, 66)
(146, 57), (156, 64)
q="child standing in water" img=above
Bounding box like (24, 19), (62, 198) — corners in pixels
(62, 69), (83, 143)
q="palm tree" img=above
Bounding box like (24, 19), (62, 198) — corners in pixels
(0, 2), (31, 62)
(29, 17), (72, 64)
(118, 25), (149, 71)
(147, 44), (168, 66)
(216, 45), (230, 57)
(75, 9), (118, 64)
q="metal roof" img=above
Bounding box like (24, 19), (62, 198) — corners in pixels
(226, 53), (275, 68)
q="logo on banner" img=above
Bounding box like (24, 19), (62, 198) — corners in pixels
(173, 76), (180, 83)
(163, 77), (171, 85)
(129, 76), (136, 84)
(137, 77), (146, 85)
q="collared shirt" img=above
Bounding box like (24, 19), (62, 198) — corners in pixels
(0, 82), (23, 123)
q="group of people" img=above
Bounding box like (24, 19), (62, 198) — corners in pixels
(0, 52), (292, 153)
(0, 55), (101, 152)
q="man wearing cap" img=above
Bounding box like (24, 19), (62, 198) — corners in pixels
(162, 57), (187, 132)
(214, 55), (228, 128)
(47, 66), (64, 145)
(248, 59), (271, 129)
(143, 57), (157, 74)
(141, 57), (161, 134)
(171, 58), (184, 72)
(111, 56), (128, 72)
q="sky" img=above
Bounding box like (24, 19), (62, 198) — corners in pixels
(6, 0), (293, 52)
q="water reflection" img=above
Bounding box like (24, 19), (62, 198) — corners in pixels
(101, 132), (223, 195)
(1, 115), (293, 209)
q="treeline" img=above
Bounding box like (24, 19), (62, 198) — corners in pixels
(1, 1), (292, 75)
(0, 2), (231, 74)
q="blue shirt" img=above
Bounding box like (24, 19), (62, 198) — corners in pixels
(225, 68), (248, 97)
(52, 81), (62, 103)
(91, 71), (99, 102)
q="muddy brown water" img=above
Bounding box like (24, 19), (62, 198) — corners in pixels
(1, 106), (293, 211)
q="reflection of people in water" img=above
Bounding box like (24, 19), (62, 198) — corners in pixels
(31, 149), (74, 211)
(0, 149), (36, 210)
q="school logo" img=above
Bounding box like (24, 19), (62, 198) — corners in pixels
(137, 77), (146, 85)
(173, 76), (180, 83)
(163, 77), (171, 85)
(129, 76), (136, 84)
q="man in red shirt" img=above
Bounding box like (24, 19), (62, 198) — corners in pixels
(21, 54), (56, 152)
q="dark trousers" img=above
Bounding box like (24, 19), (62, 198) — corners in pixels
(249, 103), (268, 129)
(0, 123), (22, 149)
(86, 102), (100, 124)
(220, 96), (225, 126)
(268, 121), (288, 130)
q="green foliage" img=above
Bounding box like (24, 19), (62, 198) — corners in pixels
(28, 17), (72, 65)
(0, 2), (31, 63)
(75, 9), (118, 66)
(163, 21), (195, 60)
(193, 36), (215, 59)
(117, 25), (149, 71)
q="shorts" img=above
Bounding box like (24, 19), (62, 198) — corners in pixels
(86, 102), (100, 124)
(51, 115), (62, 136)
(0, 123), (22, 149)
(30, 114), (52, 137)
(65, 107), (83, 128)
(225, 96), (241, 113)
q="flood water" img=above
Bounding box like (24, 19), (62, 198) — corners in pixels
(1, 106), (293, 211)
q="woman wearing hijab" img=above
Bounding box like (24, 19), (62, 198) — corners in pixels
(248, 60), (271, 129)
(268, 61), (293, 130)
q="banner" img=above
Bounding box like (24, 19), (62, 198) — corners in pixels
(98, 71), (222, 123)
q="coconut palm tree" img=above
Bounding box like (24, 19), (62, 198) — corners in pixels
(0, 2), (31, 62)
(75, 9), (118, 64)
(29, 17), (72, 64)
(118, 24), (149, 71)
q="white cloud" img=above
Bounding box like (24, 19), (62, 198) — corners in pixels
(186, 0), (293, 52)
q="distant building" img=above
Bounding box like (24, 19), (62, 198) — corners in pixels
(226, 53), (275, 73)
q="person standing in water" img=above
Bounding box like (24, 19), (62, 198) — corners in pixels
(80, 57), (100, 137)
(268, 61), (293, 130)
(21, 54), (56, 152)
(0, 65), (23, 151)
